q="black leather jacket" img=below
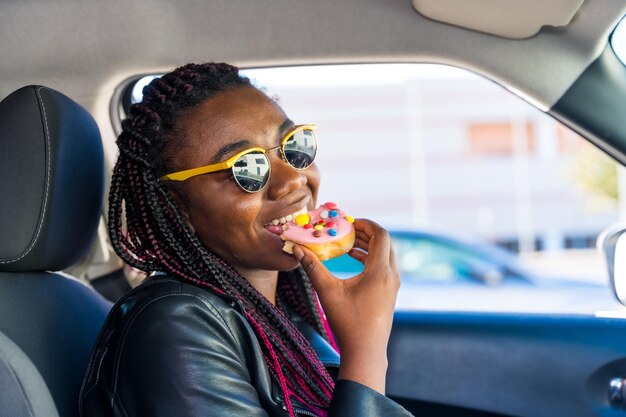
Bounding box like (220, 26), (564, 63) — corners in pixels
(80, 275), (413, 416)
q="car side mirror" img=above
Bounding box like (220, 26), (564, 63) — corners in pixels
(600, 223), (626, 306)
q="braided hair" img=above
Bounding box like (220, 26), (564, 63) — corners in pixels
(108, 63), (339, 416)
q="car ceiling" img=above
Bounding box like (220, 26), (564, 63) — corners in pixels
(0, 0), (625, 147)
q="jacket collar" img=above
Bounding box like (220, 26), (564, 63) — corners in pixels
(154, 273), (341, 367)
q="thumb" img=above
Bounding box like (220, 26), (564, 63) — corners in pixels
(293, 244), (335, 291)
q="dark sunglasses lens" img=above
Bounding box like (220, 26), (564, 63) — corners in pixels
(283, 128), (317, 169)
(232, 151), (270, 192)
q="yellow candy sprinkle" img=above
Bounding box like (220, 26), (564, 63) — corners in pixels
(345, 215), (354, 223)
(295, 213), (310, 226)
(314, 225), (324, 231)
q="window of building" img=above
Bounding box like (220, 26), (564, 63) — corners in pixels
(467, 122), (535, 156)
(495, 238), (543, 253)
(564, 235), (597, 249)
(556, 124), (585, 153)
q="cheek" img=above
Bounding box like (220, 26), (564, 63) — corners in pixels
(186, 184), (262, 251)
(305, 164), (321, 205)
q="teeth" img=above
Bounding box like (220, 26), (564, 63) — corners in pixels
(267, 206), (309, 227)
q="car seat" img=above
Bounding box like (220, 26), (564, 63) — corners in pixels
(0, 86), (112, 417)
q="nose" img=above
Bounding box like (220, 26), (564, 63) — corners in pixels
(265, 155), (308, 200)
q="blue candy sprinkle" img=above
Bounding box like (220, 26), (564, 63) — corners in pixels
(328, 210), (338, 218)
(328, 228), (337, 236)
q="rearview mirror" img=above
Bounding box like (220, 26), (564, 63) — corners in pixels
(600, 223), (626, 306)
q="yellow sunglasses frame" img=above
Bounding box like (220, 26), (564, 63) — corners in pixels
(159, 124), (317, 183)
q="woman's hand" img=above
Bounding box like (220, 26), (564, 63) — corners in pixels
(292, 219), (400, 394)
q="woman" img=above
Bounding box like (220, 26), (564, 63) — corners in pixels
(80, 63), (412, 416)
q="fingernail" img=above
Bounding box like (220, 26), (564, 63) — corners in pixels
(293, 245), (304, 261)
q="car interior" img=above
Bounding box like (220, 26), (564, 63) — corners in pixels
(2, 1), (626, 416)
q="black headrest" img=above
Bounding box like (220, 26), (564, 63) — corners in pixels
(0, 86), (104, 272)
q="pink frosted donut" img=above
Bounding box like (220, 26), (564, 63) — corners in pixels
(281, 202), (356, 261)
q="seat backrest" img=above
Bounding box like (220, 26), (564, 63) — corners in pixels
(0, 86), (112, 417)
(0, 329), (58, 417)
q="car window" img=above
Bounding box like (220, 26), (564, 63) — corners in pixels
(121, 63), (624, 314)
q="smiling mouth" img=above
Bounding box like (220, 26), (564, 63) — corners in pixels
(264, 206), (308, 236)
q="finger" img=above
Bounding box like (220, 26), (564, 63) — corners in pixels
(356, 230), (370, 239)
(348, 248), (368, 264)
(362, 231), (392, 273)
(353, 237), (369, 252)
(389, 243), (398, 271)
(352, 218), (384, 239)
(355, 232), (371, 246)
(356, 230), (372, 241)
(354, 226), (380, 250)
(351, 219), (392, 272)
(292, 244), (335, 291)
(354, 220), (389, 250)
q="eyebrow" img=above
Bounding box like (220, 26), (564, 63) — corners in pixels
(278, 119), (295, 139)
(209, 118), (296, 164)
(210, 139), (252, 164)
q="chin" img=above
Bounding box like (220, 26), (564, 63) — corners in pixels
(274, 252), (302, 272)
(259, 249), (302, 272)
(234, 248), (300, 273)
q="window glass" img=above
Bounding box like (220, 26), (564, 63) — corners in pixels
(125, 64), (624, 314)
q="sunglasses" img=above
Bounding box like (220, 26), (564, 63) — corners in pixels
(160, 124), (317, 192)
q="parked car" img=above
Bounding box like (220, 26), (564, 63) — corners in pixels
(323, 229), (619, 313)
(2, 2), (626, 417)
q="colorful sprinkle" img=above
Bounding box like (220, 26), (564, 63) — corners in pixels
(328, 228), (337, 237)
(345, 215), (354, 223)
(320, 210), (329, 219)
(313, 230), (323, 238)
(316, 220), (325, 226)
(325, 221), (336, 228)
(303, 224), (313, 229)
(328, 210), (338, 218)
(295, 213), (310, 226)
(324, 202), (338, 210)
(314, 225), (324, 231)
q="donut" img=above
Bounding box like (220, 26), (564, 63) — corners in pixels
(281, 202), (356, 261)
